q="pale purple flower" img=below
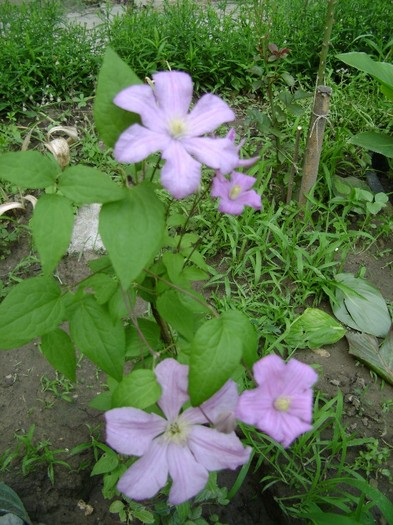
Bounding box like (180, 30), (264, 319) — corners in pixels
(211, 171), (262, 215)
(105, 359), (251, 505)
(226, 128), (259, 168)
(236, 355), (318, 447)
(113, 71), (240, 199)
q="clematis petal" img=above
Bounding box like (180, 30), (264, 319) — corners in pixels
(155, 359), (189, 421)
(153, 71), (193, 119)
(231, 172), (257, 191)
(187, 94), (235, 135)
(288, 390), (314, 423)
(188, 425), (251, 471)
(105, 407), (166, 456)
(218, 199), (248, 216)
(253, 354), (286, 386)
(167, 443), (208, 505)
(113, 84), (166, 132)
(114, 124), (171, 163)
(236, 387), (274, 427)
(117, 439), (169, 500)
(183, 137), (238, 174)
(257, 411), (313, 448)
(161, 141), (202, 198)
(182, 380), (239, 428)
(282, 359), (318, 394)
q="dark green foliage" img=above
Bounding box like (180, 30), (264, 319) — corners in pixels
(108, 0), (256, 93)
(0, 0), (102, 114)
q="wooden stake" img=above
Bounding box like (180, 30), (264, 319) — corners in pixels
(298, 85), (332, 206)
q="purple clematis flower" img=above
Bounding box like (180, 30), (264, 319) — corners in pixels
(105, 359), (251, 505)
(211, 171), (262, 215)
(226, 128), (259, 168)
(236, 355), (318, 447)
(113, 71), (240, 199)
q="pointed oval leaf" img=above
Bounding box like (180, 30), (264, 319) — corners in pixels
(0, 482), (32, 525)
(285, 308), (346, 349)
(111, 369), (161, 409)
(59, 166), (126, 204)
(332, 273), (391, 338)
(349, 132), (393, 159)
(99, 183), (165, 289)
(0, 151), (59, 189)
(30, 194), (74, 273)
(94, 47), (143, 148)
(0, 276), (64, 349)
(346, 330), (393, 386)
(189, 311), (248, 406)
(70, 297), (125, 381)
(40, 328), (77, 381)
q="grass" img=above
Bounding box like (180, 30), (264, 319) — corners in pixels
(0, 0), (392, 523)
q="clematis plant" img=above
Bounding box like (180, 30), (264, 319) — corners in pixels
(0, 47), (317, 515)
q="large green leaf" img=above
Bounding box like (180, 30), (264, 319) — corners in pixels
(126, 319), (161, 358)
(331, 273), (391, 338)
(94, 47), (143, 148)
(349, 131), (393, 159)
(0, 151), (59, 189)
(0, 483), (31, 525)
(70, 297), (125, 380)
(59, 166), (126, 204)
(99, 183), (165, 289)
(156, 289), (209, 341)
(337, 52), (393, 96)
(346, 329), (393, 386)
(30, 194), (74, 274)
(0, 276), (64, 349)
(111, 369), (161, 409)
(40, 328), (77, 382)
(189, 310), (252, 405)
(285, 308), (346, 349)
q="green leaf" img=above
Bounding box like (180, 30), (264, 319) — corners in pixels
(112, 369), (161, 409)
(126, 319), (161, 358)
(0, 276), (64, 349)
(307, 512), (361, 525)
(94, 47), (143, 148)
(189, 311), (249, 405)
(331, 273), (391, 338)
(156, 289), (208, 341)
(90, 452), (119, 476)
(59, 166), (126, 204)
(0, 482), (32, 525)
(132, 509), (155, 524)
(107, 287), (135, 322)
(40, 328), (77, 381)
(346, 329), (393, 386)
(80, 273), (118, 304)
(285, 308), (346, 349)
(349, 131), (393, 159)
(30, 194), (74, 273)
(89, 390), (113, 411)
(70, 297), (125, 381)
(99, 183), (165, 289)
(337, 52), (393, 95)
(0, 151), (59, 189)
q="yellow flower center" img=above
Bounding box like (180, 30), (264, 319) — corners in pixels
(229, 184), (242, 200)
(163, 420), (189, 445)
(168, 118), (187, 139)
(273, 396), (291, 412)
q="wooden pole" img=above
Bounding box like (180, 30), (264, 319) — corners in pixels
(298, 86), (332, 206)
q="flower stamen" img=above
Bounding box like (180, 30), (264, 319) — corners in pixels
(273, 396), (291, 412)
(168, 118), (187, 139)
(229, 184), (242, 200)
